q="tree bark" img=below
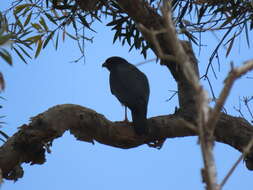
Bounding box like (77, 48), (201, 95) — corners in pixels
(0, 104), (253, 181)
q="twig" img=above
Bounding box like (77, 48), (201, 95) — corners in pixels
(135, 58), (157, 66)
(166, 90), (178, 102)
(243, 97), (253, 120)
(220, 138), (253, 188)
(207, 60), (253, 133)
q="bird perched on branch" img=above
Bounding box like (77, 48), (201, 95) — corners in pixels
(102, 56), (150, 135)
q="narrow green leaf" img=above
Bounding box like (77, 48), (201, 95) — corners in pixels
(14, 15), (23, 29)
(226, 34), (235, 57)
(16, 40), (33, 50)
(220, 17), (233, 28)
(0, 48), (12, 65)
(250, 20), (253, 30)
(25, 35), (42, 43)
(122, 38), (125, 45)
(62, 29), (66, 42)
(39, 17), (48, 31)
(126, 33), (131, 46)
(24, 12), (32, 26)
(19, 29), (33, 38)
(31, 23), (42, 31)
(0, 72), (5, 91)
(198, 5), (206, 24)
(46, 0), (49, 7)
(106, 17), (127, 26)
(22, 7), (31, 16)
(55, 31), (59, 50)
(16, 44), (32, 59)
(12, 46), (28, 64)
(35, 39), (43, 58)
(45, 13), (58, 25)
(65, 32), (77, 40)
(178, 1), (189, 22)
(77, 14), (96, 32)
(245, 23), (250, 48)
(43, 31), (55, 49)
(14, 4), (33, 15)
(113, 30), (121, 43)
(72, 19), (77, 30)
(0, 34), (12, 45)
(129, 43), (135, 52)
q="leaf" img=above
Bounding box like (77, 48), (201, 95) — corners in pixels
(16, 44), (32, 59)
(0, 72), (5, 91)
(72, 19), (77, 30)
(65, 32), (77, 40)
(12, 46), (28, 64)
(178, 1), (189, 23)
(250, 23), (253, 32)
(184, 30), (198, 45)
(31, 23), (42, 31)
(0, 34), (13, 45)
(129, 43), (135, 52)
(35, 39), (43, 58)
(0, 48), (12, 65)
(14, 4), (33, 15)
(113, 30), (121, 43)
(62, 28), (66, 42)
(106, 17), (127, 26)
(226, 34), (235, 57)
(220, 17), (233, 28)
(244, 22), (250, 48)
(43, 31), (55, 49)
(16, 40), (33, 50)
(198, 5), (206, 23)
(46, 0), (49, 8)
(25, 35), (42, 44)
(24, 12), (32, 27)
(141, 43), (147, 59)
(19, 29), (33, 38)
(77, 14), (96, 32)
(22, 7), (31, 16)
(45, 13), (58, 25)
(55, 31), (59, 50)
(39, 17), (48, 31)
(14, 15), (23, 29)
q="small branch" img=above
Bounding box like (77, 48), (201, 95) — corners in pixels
(220, 154), (244, 189)
(243, 97), (253, 120)
(220, 138), (253, 188)
(207, 60), (253, 133)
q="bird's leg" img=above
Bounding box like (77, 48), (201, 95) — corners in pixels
(124, 106), (129, 122)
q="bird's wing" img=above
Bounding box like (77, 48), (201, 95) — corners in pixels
(109, 63), (149, 109)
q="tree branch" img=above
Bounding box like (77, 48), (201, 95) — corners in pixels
(0, 104), (253, 181)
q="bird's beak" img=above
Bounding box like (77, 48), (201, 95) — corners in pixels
(102, 62), (107, 67)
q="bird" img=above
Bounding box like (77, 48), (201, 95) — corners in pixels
(102, 56), (150, 135)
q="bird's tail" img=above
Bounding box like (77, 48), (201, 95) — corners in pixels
(131, 109), (148, 135)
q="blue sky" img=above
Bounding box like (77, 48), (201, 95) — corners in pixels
(1, 1), (253, 190)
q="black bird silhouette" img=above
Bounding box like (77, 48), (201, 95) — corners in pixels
(102, 56), (150, 135)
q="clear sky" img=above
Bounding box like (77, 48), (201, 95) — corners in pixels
(1, 1), (253, 190)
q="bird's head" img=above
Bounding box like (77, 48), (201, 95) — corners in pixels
(102, 56), (128, 71)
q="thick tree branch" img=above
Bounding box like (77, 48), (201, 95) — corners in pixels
(0, 104), (253, 181)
